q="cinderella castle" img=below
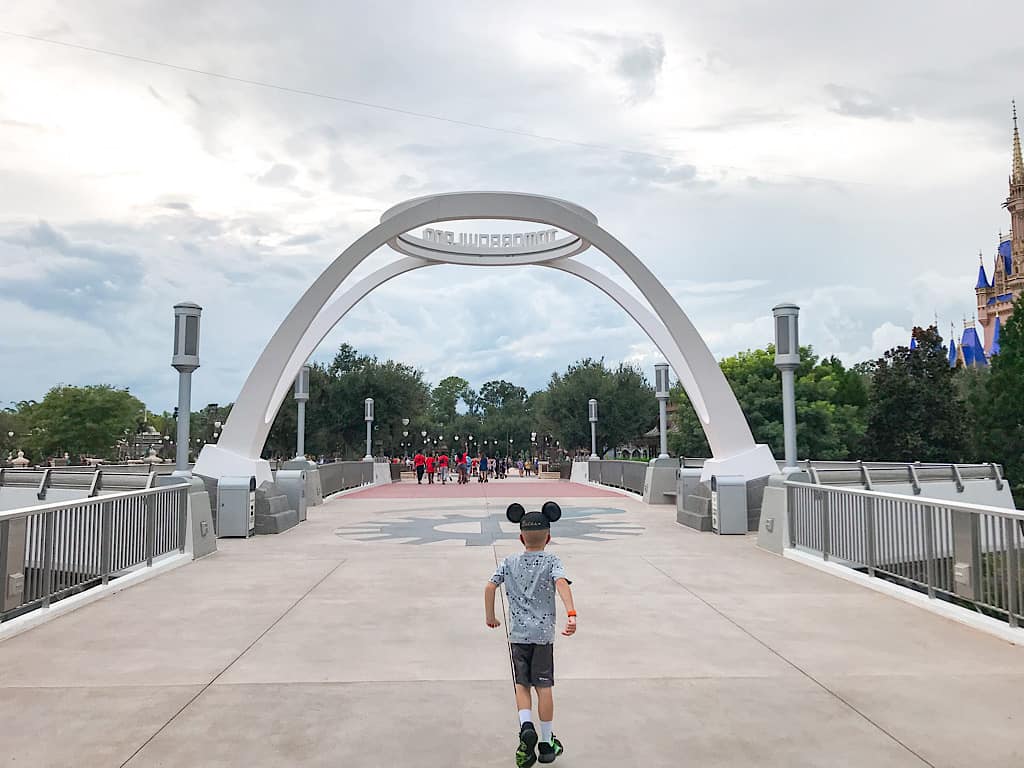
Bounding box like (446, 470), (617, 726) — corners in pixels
(949, 104), (1024, 367)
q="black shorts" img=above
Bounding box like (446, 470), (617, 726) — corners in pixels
(511, 643), (554, 688)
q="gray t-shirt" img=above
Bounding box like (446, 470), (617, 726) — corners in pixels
(491, 551), (569, 644)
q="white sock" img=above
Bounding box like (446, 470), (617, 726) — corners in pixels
(540, 721), (553, 744)
(518, 709), (533, 726)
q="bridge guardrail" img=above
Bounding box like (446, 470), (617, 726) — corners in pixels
(587, 460), (652, 495)
(1, 482), (189, 622)
(319, 461), (375, 496)
(787, 480), (1023, 629)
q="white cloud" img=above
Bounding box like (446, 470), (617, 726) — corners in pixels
(0, 0), (1021, 410)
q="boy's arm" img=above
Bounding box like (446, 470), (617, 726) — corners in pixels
(555, 578), (576, 636)
(484, 581), (501, 628)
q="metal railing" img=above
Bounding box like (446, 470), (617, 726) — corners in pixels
(318, 461), (375, 496)
(787, 481), (1023, 628)
(588, 460), (650, 495)
(0, 483), (189, 622)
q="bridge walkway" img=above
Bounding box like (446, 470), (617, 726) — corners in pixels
(2, 478), (1021, 766)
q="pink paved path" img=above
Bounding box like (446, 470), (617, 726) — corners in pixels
(342, 478), (624, 499)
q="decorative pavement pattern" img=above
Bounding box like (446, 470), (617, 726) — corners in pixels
(334, 505), (643, 546)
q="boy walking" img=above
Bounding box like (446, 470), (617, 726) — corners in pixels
(485, 501), (576, 766)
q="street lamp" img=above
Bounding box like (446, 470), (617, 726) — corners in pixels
(294, 364), (310, 460)
(654, 362), (670, 460)
(588, 398), (599, 460)
(773, 303), (800, 470)
(171, 301), (201, 474)
(363, 398), (374, 462)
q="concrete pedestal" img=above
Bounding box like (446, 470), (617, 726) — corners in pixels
(254, 481), (299, 535)
(281, 459), (323, 506)
(155, 476), (217, 559)
(642, 458), (679, 505)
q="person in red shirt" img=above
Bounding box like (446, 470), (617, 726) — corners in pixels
(414, 451), (426, 484)
(439, 453), (450, 484)
(426, 453), (436, 484)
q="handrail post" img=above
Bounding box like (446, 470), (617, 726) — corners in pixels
(100, 500), (113, 585)
(145, 493), (156, 567)
(865, 495), (877, 578)
(177, 486), (189, 553)
(787, 485), (796, 548)
(41, 510), (55, 608)
(36, 468), (52, 501)
(1005, 517), (1020, 628)
(908, 463), (921, 495)
(923, 504), (936, 599)
(821, 490), (831, 561)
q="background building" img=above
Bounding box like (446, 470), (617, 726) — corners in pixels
(974, 103), (1024, 357)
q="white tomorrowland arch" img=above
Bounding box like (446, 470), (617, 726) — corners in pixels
(195, 192), (777, 484)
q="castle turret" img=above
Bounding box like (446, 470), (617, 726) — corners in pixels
(976, 253), (990, 288)
(1007, 100), (1024, 274)
(976, 104), (1024, 355)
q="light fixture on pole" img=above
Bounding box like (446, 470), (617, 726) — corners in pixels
(654, 362), (670, 460)
(772, 303), (800, 470)
(171, 302), (201, 475)
(294, 364), (310, 460)
(588, 398), (599, 460)
(363, 398), (374, 462)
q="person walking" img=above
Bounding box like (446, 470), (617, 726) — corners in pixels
(414, 450), (426, 484)
(485, 502), (575, 765)
(426, 452), (436, 484)
(479, 453), (489, 483)
(439, 452), (450, 484)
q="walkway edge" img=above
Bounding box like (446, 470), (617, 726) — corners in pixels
(784, 549), (1024, 646)
(0, 553), (193, 643)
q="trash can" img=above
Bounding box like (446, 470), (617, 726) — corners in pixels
(217, 476), (256, 537)
(275, 469), (308, 522)
(710, 475), (747, 535)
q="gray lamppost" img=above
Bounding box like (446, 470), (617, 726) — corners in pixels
(171, 302), (201, 475)
(588, 398), (599, 460)
(294, 364), (310, 459)
(654, 362), (670, 460)
(773, 303), (800, 470)
(363, 398), (374, 461)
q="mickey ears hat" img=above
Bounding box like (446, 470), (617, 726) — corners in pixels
(506, 501), (562, 530)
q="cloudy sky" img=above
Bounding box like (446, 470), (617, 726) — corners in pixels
(2, 1), (1023, 412)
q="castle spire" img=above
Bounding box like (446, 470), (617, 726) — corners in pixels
(1013, 100), (1024, 186)
(976, 250), (990, 288)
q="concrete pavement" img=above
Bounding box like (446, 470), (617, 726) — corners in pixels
(1, 478), (1022, 767)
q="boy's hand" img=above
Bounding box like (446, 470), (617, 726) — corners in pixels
(486, 616), (501, 628)
(562, 616), (577, 636)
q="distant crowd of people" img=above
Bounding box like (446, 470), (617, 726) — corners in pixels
(405, 451), (541, 484)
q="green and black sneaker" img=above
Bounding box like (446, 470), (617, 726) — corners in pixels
(537, 735), (563, 764)
(516, 723), (539, 768)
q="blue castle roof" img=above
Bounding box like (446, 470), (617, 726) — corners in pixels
(960, 326), (988, 367)
(976, 262), (991, 288)
(999, 238), (1012, 275)
(947, 335), (957, 367)
(991, 316), (1002, 356)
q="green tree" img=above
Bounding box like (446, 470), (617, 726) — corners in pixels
(28, 385), (146, 460)
(668, 346), (867, 460)
(538, 358), (657, 456)
(970, 299), (1024, 501)
(265, 345), (431, 460)
(430, 375), (474, 425)
(863, 325), (966, 462)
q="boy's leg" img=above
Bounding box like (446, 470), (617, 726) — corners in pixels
(536, 686), (553, 723)
(515, 684), (533, 714)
